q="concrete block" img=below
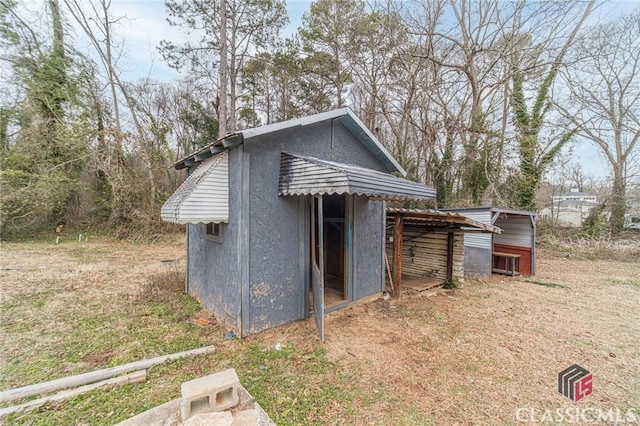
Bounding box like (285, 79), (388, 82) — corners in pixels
(180, 369), (240, 422)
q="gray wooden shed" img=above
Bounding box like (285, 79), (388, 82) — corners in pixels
(443, 208), (537, 278)
(161, 109), (436, 340)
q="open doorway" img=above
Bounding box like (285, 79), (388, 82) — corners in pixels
(322, 194), (347, 306)
(310, 194), (348, 310)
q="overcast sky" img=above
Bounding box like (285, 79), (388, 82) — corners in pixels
(80, 0), (312, 83)
(61, 0), (638, 180)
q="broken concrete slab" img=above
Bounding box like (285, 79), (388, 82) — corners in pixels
(231, 409), (259, 426)
(116, 398), (181, 426)
(182, 411), (234, 426)
(115, 386), (275, 426)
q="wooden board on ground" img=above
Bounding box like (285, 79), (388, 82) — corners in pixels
(401, 276), (442, 292)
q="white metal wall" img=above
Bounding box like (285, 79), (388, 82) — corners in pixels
(161, 151), (229, 224)
(493, 214), (533, 248)
(459, 210), (492, 249)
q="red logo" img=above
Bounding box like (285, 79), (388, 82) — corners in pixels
(558, 364), (593, 401)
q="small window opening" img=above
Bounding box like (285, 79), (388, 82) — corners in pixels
(206, 222), (220, 237)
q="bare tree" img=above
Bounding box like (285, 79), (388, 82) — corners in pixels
(161, 0), (288, 137)
(556, 9), (640, 233)
(64, 0), (158, 212)
(508, 0), (595, 211)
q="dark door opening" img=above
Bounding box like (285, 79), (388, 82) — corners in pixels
(322, 194), (347, 306)
(310, 194), (348, 312)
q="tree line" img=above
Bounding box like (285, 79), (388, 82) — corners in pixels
(1, 0), (638, 237)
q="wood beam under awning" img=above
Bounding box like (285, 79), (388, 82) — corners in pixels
(392, 214), (403, 298)
(446, 231), (454, 282)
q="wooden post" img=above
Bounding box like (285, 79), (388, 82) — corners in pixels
(392, 214), (403, 298)
(446, 231), (454, 282)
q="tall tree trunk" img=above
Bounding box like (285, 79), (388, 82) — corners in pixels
(218, 0), (228, 138)
(610, 167), (626, 234)
(101, 1), (121, 135)
(511, 0), (594, 211)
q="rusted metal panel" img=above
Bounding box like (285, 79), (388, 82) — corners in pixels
(385, 228), (464, 282)
(387, 208), (501, 234)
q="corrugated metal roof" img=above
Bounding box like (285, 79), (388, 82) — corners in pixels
(173, 108), (405, 175)
(161, 152), (229, 224)
(278, 153), (435, 201)
(387, 208), (501, 234)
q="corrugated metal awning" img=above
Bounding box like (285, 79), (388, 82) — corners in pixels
(387, 208), (502, 233)
(278, 153), (435, 201)
(161, 152), (229, 224)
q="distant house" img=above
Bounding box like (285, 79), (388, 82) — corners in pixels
(540, 186), (599, 227)
(624, 198), (640, 230)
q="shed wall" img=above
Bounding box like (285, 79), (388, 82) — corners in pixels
(493, 243), (532, 276)
(241, 119), (388, 334)
(353, 196), (385, 299)
(493, 214), (533, 247)
(493, 213), (535, 276)
(455, 210), (493, 278)
(442, 208), (536, 278)
(186, 147), (242, 330)
(460, 210), (493, 249)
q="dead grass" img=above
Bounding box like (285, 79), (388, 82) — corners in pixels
(135, 263), (185, 303)
(537, 228), (640, 262)
(1, 237), (639, 425)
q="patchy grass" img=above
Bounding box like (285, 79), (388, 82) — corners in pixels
(609, 278), (640, 288)
(0, 239), (388, 425)
(1, 239), (639, 424)
(518, 278), (569, 289)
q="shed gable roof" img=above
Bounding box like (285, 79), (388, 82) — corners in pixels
(173, 108), (405, 175)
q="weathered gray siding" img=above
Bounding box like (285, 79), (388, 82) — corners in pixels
(186, 147), (243, 331)
(353, 196), (385, 300)
(460, 246), (492, 278)
(454, 209), (493, 278)
(459, 210), (493, 249)
(241, 119), (387, 334)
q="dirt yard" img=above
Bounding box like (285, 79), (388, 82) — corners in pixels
(1, 236), (639, 425)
